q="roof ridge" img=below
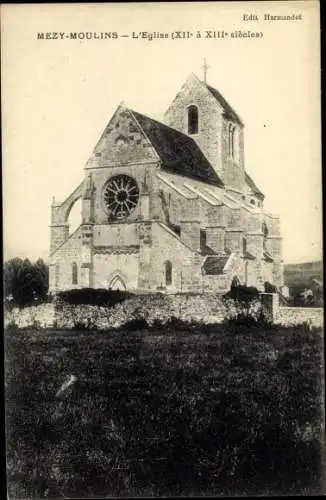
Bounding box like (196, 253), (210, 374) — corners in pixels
(129, 108), (196, 141)
(129, 109), (224, 187)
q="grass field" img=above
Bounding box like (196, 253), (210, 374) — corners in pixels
(5, 323), (325, 498)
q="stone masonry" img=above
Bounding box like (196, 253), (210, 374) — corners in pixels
(49, 72), (283, 294)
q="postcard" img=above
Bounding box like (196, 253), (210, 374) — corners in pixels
(2, 2), (323, 497)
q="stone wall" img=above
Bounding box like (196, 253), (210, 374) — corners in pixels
(5, 304), (56, 329)
(5, 294), (226, 330)
(276, 307), (323, 328)
(49, 226), (83, 292)
(5, 298), (323, 331)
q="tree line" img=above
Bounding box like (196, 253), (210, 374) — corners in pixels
(4, 258), (49, 308)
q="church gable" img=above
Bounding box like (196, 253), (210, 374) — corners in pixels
(86, 106), (159, 169)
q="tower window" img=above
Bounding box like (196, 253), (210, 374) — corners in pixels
(72, 262), (78, 285)
(188, 105), (198, 135)
(228, 123), (236, 159)
(164, 260), (172, 286)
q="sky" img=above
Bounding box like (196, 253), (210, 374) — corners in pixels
(1, 1), (322, 265)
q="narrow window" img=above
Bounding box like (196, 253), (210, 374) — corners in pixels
(72, 262), (78, 285)
(55, 264), (60, 289)
(188, 105), (198, 135)
(262, 222), (268, 250)
(244, 262), (249, 285)
(230, 126), (234, 158)
(228, 123), (232, 156)
(165, 260), (172, 286)
(242, 237), (247, 255)
(228, 123), (236, 159)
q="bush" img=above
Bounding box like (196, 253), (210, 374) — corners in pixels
(122, 318), (149, 331)
(5, 321), (19, 334)
(56, 288), (133, 307)
(264, 281), (277, 293)
(224, 284), (260, 302)
(222, 284), (273, 331)
(223, 310), (274, 333)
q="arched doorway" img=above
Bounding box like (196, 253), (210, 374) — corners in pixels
(109, 275), (127, 292)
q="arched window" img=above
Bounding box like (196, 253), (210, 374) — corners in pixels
(188, 105), (198, 135)
(250, 199), (256, 205)
(164, 260), (172, 286)
(72, 262), (78, 285)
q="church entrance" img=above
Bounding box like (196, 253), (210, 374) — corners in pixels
(109, 275), (127, 292)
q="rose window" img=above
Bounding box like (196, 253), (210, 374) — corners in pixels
(103, 175), (139, 219)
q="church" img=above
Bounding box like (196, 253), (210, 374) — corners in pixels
(49, 71), (284, 294)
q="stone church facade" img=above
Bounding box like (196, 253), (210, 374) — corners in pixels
(49, 73), (283, 294)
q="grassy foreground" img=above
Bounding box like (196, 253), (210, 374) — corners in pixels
(5, 323), (325, 498)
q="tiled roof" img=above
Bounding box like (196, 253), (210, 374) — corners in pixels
(245, 172), (264, 200)
(203, 255), (229, 275)
(263, 251), (274, 263)
(205, 84), (244, 126)
(200, 230), (216, 256)
(244, 250), (256, 260)
(131, 110), (224, 186)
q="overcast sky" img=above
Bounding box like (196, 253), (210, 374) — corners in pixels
(2, 1), (321, 264)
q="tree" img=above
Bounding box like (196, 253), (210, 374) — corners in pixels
(4, 257), (49, 307)
(4, 257), (24, 298)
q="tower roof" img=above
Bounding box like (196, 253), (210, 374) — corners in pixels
(245, 172), (264, 200)
(205, 83), (244, 126)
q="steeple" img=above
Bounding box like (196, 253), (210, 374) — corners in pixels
(201, 58), (209, 84)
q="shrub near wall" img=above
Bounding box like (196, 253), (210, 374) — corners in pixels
(56, 288), (132, 307)
(54, 293), (227, 330)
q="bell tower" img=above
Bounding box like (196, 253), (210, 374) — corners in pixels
(164, 70), (245, 192)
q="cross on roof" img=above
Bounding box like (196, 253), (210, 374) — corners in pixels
(202, 58), (209, 84)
